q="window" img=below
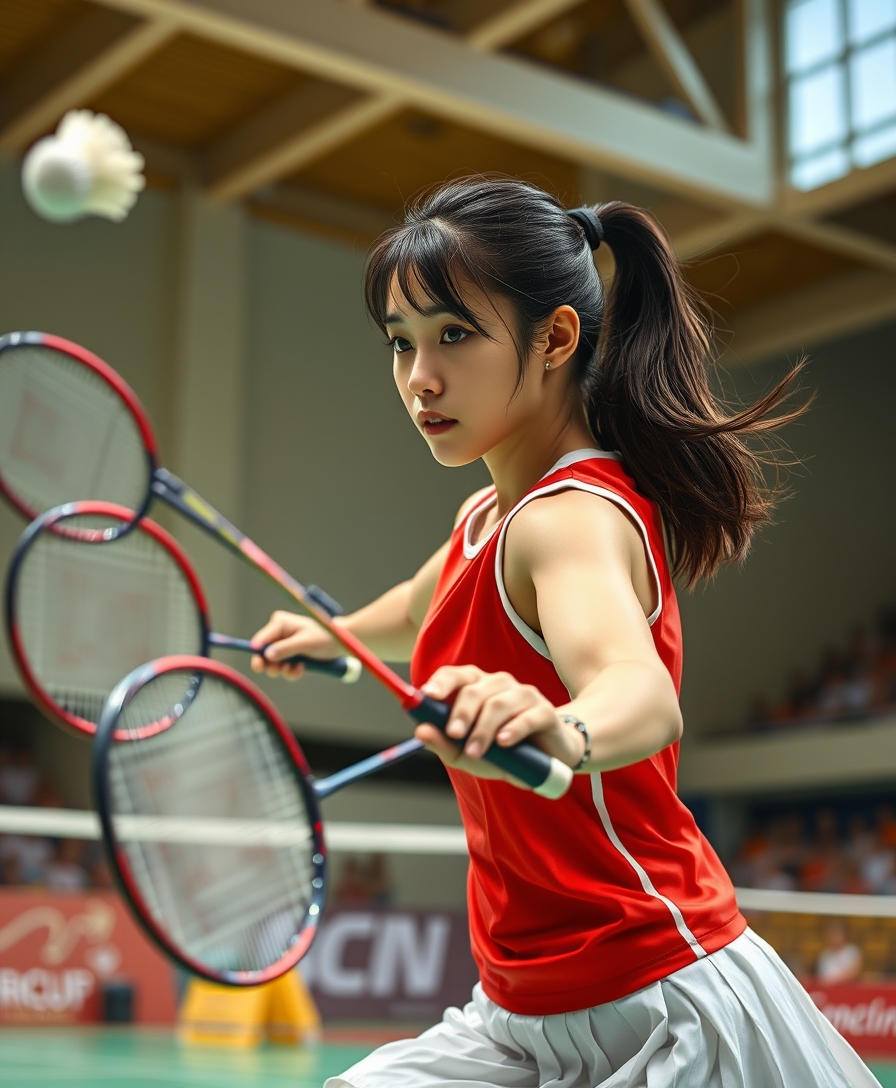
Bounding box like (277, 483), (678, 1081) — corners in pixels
(784, 0), (896, 189)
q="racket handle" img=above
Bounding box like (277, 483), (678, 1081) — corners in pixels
(207, 634), (362, 684)
(408, 695), (573, 800)
(306, 584), (345, 617)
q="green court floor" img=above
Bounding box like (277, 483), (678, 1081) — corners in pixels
(0, 1029), (374, 1088)
(2, 1029), (896, 1087)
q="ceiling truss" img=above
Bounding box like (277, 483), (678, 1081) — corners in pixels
(84, 0), (772, 206)
(0, 8), (176, 150)
(0, 0), (892, 362)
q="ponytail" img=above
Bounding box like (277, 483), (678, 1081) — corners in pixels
(364, 178), (807, 586)
(587, 201), (806, 585)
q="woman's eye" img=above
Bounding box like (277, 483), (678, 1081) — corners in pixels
(390, 337), (413, 354)
(441, 326), (470, 345)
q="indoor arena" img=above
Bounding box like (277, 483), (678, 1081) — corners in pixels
(1, 1), (896, 1085)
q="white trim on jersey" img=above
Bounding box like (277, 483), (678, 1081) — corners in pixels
(590, 772), (708, 960)
(492, 478), (663, 660)
(463, 449), (619, 561)
(548, 447), (620, 471)
(487, 456), (701, 962)
(463, 490), (499, 560)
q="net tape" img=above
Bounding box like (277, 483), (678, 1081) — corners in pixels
(1, 803), (894, 916)
(0, 805), (468, 854)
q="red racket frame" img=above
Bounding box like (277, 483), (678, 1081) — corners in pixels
(0, 332), (158, 532)
(0, 332), (571, 797)
(5, 501), (207, 739)
(92, 654), (326, 986)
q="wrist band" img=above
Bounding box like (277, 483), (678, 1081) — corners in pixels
(560, 714), (592, 772)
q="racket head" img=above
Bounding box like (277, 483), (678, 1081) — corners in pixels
(0, 332), (156, 535)
(92, 655), (326, 985)
(5, 500), (210, 737)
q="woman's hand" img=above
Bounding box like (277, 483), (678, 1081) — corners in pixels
(249, 610), (344, 680)
(415, 665), (586, 784)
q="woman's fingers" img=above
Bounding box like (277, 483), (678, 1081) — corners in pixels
(250, 610), (300, 650)
(421, 667), (560, 760)
(412, 724), (528, 788)
(465, 684), (549, 757)
(249, 610), (334, 677)
(421, 665), (483, 702)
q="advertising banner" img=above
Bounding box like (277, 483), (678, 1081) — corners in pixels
(301, 908), (478, 1023)
(809, 982), (896, 1058)
(0, 888), (177, 1025)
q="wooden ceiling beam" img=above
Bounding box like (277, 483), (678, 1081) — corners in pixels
(251, 180), (396, 238)
(0, 9), (177, 152)
(778, 157), (896, 219)
(725, 266), (896, 362)
(778, 217), (896, 274)
(668, 207), (896, 274)
(204, 80), (371, 200)
(205, 0), (598, 201)
(620, 0), (729, 131)
(465, 0), (595, 51)
(93, 0), (772, 207)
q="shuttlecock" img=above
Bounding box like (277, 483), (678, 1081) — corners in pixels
(21, 110), (145, 223)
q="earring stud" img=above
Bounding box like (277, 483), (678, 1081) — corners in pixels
(545, 360), (551, 369)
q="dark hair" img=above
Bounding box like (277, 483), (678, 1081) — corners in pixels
(365, 177), (805, 586)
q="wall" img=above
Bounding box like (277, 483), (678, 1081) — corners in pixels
(0, 159), (488, 742)
(0, 155), (178, 695)
(678, 316), (896, 736)
(2, 149), (895, 762)
(236, 219), (488, 743)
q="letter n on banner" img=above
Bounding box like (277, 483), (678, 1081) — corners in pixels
(301, 908), (477, 1022)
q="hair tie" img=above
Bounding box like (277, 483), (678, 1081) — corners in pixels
(567, 207), (604, 250)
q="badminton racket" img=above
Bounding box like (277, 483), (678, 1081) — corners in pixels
(5, 501), (361, 737)
(0, 332), (573, 797)
(93, 655), (429, 985)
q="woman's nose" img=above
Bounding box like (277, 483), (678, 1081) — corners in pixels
(407, 353), (443, 397)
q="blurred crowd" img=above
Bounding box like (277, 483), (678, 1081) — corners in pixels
(0, 741), (112, 891)
(746, 607), (896, 731)
(728, 803), (896, 895)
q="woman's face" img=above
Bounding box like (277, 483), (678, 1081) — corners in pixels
(385, 275), (545, 468)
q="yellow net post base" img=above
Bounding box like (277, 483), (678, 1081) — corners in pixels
(179, 971), (321, 1047)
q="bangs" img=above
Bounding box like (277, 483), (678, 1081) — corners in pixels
(365, 217), (494, 339)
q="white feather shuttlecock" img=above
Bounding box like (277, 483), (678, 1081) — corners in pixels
(22, 110), (145, 223)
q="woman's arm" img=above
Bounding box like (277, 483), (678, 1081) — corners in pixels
(416, 490), (682, 777)
(249, 543), (448, 676)
(250, 488), (491, 678)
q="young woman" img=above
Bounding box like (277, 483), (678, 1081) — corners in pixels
(251, 178), (880, 1087)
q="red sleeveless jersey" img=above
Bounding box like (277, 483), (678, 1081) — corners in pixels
(411, 449), (745, 1015)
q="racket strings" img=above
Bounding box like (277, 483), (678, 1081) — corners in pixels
(13, 514), (204, 727)
(0, 344), (148, 516)
(107, 671), (316, 973)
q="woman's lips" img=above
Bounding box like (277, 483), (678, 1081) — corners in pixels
(420, 417), (457, 435)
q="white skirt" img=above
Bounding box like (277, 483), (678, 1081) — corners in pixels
(324, 929), (882, 1088)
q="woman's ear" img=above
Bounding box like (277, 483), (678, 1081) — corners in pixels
(541, 305), (580, 370)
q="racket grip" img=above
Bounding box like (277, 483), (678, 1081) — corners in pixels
(409, 695), (573, 800)
(306, 584), (345, 617)
(208, 634), (362, 683)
